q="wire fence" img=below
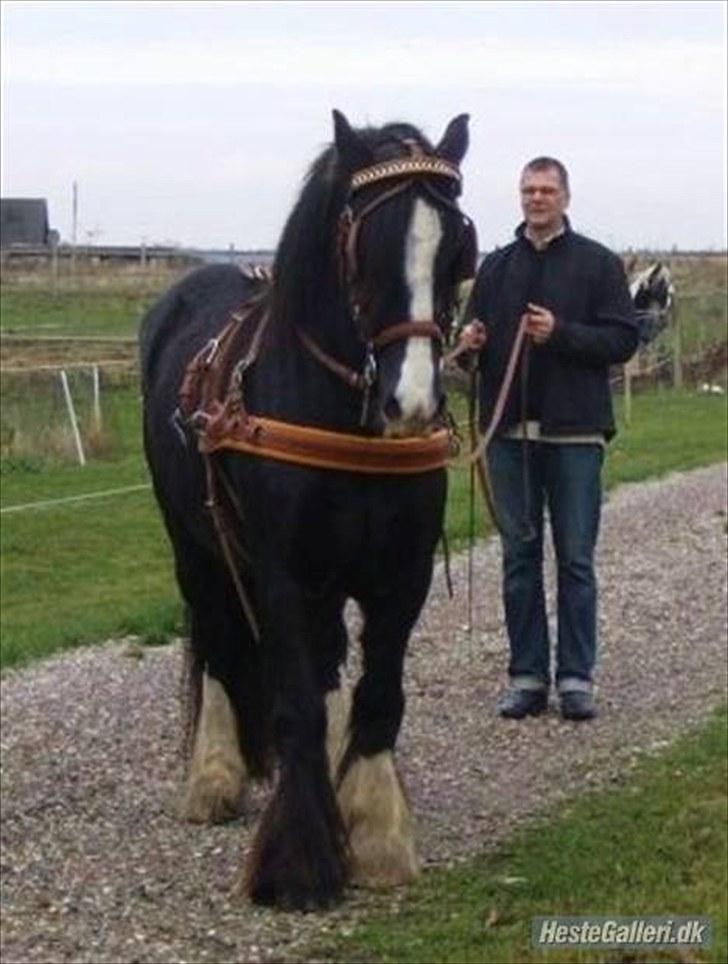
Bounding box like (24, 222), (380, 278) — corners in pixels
(0, 361), (140, 468)
(1, 257), (725, 469)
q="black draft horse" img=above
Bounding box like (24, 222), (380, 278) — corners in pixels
(140, 110), (475, 910)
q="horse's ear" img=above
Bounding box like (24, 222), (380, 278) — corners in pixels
(332, 109), (373, 173)
(436, 113), (470, 165)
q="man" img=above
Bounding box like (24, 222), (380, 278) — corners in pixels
(459, 157), (638, 721)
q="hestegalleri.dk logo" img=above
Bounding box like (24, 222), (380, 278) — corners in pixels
(532, 916), (712, 948)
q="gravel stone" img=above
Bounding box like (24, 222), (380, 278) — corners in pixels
(1, 463), (726, 963)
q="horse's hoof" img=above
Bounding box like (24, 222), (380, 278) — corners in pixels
(180, 771), (245, 824)
(349, 845), (420, 888)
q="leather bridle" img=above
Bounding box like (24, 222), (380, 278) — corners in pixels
(297, 151), (476, 412)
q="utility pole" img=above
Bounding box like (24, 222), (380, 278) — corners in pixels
(71, 180), (78, 273)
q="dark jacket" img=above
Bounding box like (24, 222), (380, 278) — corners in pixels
(468, 218), (638, 440)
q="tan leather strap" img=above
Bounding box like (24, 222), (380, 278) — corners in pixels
(203, 453), (261, 642)
(463, 313), (530, 466)
(295, 328), (367, 391)
(342, 179), (416, 287)
(371, 321), (443, 351)
(178, 293), (269, 420)
(296, 320), (443, 394)
(200, 414), (451, 474)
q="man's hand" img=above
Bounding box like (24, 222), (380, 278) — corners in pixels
(523, 303), (556, 344)
(458, 319), (488, 351)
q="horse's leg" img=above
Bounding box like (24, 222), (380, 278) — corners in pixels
(308, 595), (352, 781)
(170, 529), (266, 823)
(337, 570), (432, 887)
(326, 681), (352, 781)
(181, 615), (248, 824)
(243, 575), (348, 910)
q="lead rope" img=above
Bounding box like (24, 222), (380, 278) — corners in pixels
(519, 336), (537, 542)
(441, 528), (454, 599)
(459, 314), (530, 541)
(203, 454), (261, 643)
(465, 360), (478, 635)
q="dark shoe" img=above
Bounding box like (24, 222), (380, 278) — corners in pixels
(497, 688), (548, 719)
(560, 691), (597, 721)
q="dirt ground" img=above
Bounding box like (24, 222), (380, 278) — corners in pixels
(1, 463), (726, 963)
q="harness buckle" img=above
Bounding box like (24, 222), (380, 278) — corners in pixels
(230, 358), (249, 391)
(170, 406), (190, 448)
(191, 409), (211, 431)
(203, 338), (220, 365)
(359, 344), (378, 427)
(362, 345), (378, 387)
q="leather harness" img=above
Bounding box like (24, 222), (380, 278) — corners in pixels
(173, 152), (523, 633)
(179, 150), (471, 475)
(178, 286), (456, 475)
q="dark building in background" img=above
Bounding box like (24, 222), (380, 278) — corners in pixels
(0, 198), (57, 247)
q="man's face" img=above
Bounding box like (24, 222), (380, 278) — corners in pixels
(519, 167), (569, 234)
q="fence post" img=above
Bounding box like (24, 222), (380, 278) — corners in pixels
(623, 354), (637, 426)
(50, 237), (59, 295)
(672, 296), (683, 390)
(60, 369), (86, 466)
(92, 364), (102, 431)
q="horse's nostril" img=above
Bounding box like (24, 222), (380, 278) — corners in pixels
(384, 397), (401, 421)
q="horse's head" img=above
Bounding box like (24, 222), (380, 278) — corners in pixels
(333, 110), (475, 437)
(629, 261), (674, 344)
(630, 261), (674, 314)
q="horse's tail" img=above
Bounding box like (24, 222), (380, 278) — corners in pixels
(180, 614), (204, 762)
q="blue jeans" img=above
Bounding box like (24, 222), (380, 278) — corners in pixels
(486, 437), (604, 693)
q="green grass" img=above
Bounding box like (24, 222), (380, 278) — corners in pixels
(0, 490), (181, 667)
(0, 266), (191, 338)
(0, 378), (183, 668)
(1, 375), (142, 468)
(0, 387), (725, 670)
(605, 389), (728, 487)
(309, 706), (728, 964)
(0, 286), (158, 338)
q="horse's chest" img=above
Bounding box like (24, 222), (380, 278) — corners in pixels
(284, 484), (426, 595)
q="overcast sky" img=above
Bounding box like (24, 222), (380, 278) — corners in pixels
(2, 0), (726, 251)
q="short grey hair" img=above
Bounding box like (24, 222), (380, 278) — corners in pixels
(522, 157), (570, 195)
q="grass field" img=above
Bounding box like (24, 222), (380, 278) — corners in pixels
(308, 705), (727, 964)
(0, 254), (724, 348)
(0, 255), (726, 669)
(0, 261), (189, 339)
(1, 386), (725, 670)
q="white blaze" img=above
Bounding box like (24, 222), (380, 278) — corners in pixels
(394, 198), (442, 426)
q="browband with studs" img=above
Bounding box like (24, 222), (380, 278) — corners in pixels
(350, 157), (461, 192)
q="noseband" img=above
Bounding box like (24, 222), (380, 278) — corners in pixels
(297, 152), (471, 408)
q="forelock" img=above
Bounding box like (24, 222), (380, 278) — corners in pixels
(359, 123), (434, 161)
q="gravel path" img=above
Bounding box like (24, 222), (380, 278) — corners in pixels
(1, 463), (726, 964)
